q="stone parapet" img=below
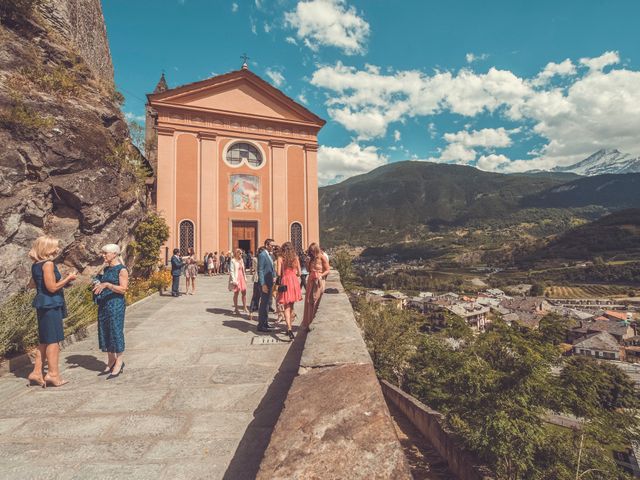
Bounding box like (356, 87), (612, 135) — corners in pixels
(381, 380), (495, 480)
(256, 272), (412, 479)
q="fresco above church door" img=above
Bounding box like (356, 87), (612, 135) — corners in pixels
(230, 174), (260, 211)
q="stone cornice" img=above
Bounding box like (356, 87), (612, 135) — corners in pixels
(269, 140), (286, 148)
(156, 126), (175, 136)
(198, 132), (217, 141)
(304, 143), (319, 152)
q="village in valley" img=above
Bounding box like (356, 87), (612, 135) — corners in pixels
(363, 284), (639, 365)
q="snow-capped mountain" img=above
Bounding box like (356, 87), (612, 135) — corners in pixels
(552, 149), (640, 176)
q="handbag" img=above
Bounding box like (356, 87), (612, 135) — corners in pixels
(275, 276), (287, 293)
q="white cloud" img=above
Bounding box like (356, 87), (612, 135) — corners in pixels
(318, 142), (387, 184)
(434, 127), (514, 165)
(443, 127), (513, 148)
(265, 68), (285, 87)
(250, 17), (257, 34)
(427, 122), (437, 138)
(264, 23), (272, 33)
(311, 62), (530, 139)
(310, 52), (640, 173)
(297, 93), (308, 104)
(579, 50), (619, 71)
(231, 2), (238, 12)
(125, 112), (145, 122)
(285, 0), (370, 55)
(533, 58), (576, 85)
(285, 36), (298, 45)
(466, 52), (488, 63)
(476, 154), (510, 171)
(437, 143), (477, 164)
(393, 130), (401, 142)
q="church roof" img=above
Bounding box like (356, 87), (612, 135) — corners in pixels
(147, 68), (325, 127)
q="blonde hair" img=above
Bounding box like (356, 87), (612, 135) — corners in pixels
(234, 248), (243, 259)
(29, 236), (60, 262)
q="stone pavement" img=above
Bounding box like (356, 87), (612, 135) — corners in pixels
(0, 275), (304, 480)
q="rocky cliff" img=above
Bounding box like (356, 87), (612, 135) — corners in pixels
(0, 0), (147, 296)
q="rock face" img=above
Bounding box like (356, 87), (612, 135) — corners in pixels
(0, 2), (146, 296)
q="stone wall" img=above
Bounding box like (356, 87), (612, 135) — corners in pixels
(381, 380), (495, 480)
(256, 272), (412, 479)
(38, 0), (114, 86)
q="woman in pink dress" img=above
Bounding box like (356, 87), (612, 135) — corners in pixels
(276, 242), (302, 340)
(229, 248), (248, 314)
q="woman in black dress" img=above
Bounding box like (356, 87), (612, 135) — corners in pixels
(28, 235), (77, 387)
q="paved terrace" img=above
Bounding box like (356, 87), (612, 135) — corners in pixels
(0, 276), (305, 480)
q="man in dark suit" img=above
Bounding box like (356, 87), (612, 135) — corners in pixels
(170, 248), (183, 297)
(257, 238), (275, 332)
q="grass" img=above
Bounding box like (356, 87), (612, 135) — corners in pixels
(0, 97), (54, 136)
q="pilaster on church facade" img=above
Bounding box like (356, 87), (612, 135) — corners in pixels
(146, 67), (325, 259)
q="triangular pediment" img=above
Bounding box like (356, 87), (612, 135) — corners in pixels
(149, 71), (324, 126)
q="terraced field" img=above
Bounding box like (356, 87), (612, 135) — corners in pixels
(545, 284), (631, 298)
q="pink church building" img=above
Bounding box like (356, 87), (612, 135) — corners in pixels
(145, 65), (325, 259)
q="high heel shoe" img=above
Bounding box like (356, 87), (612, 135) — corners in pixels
(106, 362), (125, 380)
(27, 373), (46, 388)
(44, 374), (68, 387)
(98, 362), (115, 376)
(287, 330), (295, 340)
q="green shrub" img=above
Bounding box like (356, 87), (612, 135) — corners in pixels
(130, 212), (170, 277)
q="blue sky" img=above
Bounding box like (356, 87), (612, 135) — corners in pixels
(103, 0), (640, 184)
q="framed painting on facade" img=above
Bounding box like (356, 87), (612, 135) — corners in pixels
(229, 174), (260, 211)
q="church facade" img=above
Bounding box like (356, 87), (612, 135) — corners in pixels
(146, 66), (325, 260)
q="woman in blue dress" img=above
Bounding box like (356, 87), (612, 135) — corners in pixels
(28, 235), (77, 388)
(93, 244), (129, 379)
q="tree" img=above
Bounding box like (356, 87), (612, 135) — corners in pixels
(331, 249), (355, 288)
(354, 298), (420, 386)
(558, 356), (638, 417)
(127, 120), (145, 154)
(538, 313), (575, 345)
(530, 283), (545, 296)
(129, 212), (169, 277)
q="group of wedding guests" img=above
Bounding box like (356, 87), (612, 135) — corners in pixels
(27, 236), (128, 388)
(25, 233), (330, 388)
(227, 238), (330, 340)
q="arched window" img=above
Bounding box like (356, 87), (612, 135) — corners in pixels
(290, 222), (303, 253)
(179, 220), (195, 256)
(226, 142), (263, 167)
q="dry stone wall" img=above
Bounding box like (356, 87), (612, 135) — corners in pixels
(38, 0), (114, 85)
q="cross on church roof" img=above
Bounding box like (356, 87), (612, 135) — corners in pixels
(240, 53), (250, 70)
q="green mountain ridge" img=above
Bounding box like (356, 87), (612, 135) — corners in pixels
(520, 208), (640, 262)
(319, 161), (640, 247)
